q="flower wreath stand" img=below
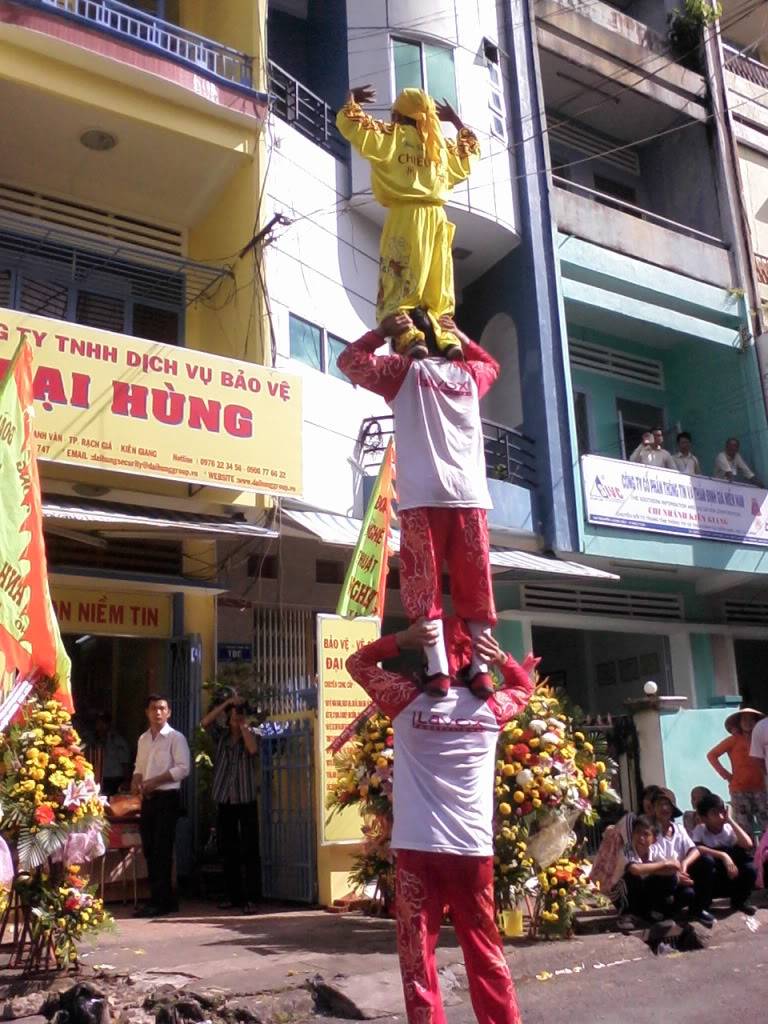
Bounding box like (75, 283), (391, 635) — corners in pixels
(0, 868), (60, 970)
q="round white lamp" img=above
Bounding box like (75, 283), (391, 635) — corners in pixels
(643, 680), (659, 697)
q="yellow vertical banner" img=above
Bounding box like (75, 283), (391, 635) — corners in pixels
(316, 614), (379, 844)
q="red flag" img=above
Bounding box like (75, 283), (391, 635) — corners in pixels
(0, 341), (72, 711)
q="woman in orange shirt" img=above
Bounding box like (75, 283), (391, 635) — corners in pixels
(707, 708), (767, 837)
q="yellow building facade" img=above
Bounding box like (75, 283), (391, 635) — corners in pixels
(0, 0), (289, 876)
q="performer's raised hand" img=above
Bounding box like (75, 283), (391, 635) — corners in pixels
(350, 84), (376, 105)
(377, 311), (413, 339)
(436, 98), (464, 130)
(472, 631), (507, 667)
(396, 618), (440, 651)
(438, 313), (470, 348)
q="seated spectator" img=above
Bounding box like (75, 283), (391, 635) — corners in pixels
(630, 430), (677, 470)
(692, 793), (757, 916)
(707, 707), (767, 837)
(624, 816), (693, 921)
(673, 432), (701, 476)
(650, 788), (712, 925)
(714, 437), (764, 486)
(590, 785), (662, 901)
(683, 786), (711, 838)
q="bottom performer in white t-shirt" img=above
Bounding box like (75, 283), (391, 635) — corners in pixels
(347, 618), (537, 1024)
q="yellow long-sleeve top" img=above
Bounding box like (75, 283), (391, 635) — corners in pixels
(336, 100), (480, 207)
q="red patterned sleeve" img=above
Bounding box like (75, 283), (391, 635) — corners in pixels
(336, 331), (410, 402)
(346, 635), (420, 719)
(488, 655), (535, 726)
(462, 339), (500, 399)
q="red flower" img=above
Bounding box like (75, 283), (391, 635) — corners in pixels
(385, 736), (393, 747)
(511, 744), (529, 761)
(64, 897), (79, 912)
(34, 805), (55, 825)
(68, 875), (85, 889)
(582, 763), (598, 779)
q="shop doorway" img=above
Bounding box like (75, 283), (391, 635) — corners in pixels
(531, 625), (672, 717)
(734, 638), (768, 713)
(65, 633), (169, 763)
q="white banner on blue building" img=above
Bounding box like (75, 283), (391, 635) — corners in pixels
(582, 455), (768, 547)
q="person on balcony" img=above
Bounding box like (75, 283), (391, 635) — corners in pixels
(337, 312), (501, 698)
(629, 430), (677, 470)
(714, 437), (764, 486)
(336, 84), (479, 357)
(346, 617), (536, 1024)
(673, 432), (702, 475)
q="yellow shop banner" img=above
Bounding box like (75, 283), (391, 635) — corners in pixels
(0, 309), (302, 496)
(52, 588), (172, 638)
(316, 614), (379, 845)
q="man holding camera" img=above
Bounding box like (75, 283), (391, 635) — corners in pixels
(201, 694), (262, 913)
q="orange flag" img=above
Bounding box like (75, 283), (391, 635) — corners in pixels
(0, 341), (72, 712)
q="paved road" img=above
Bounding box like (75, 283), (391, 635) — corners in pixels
(81, 901), (767, 1024)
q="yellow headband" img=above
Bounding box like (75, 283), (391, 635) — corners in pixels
(393, 88), (445, 165)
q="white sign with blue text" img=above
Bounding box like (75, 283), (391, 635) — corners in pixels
(582, 454), (768, 547)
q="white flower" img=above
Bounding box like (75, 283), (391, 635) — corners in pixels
(541, 732), (562, 746)
(529, 719), (547, 735)
(516, 769), (534, 787)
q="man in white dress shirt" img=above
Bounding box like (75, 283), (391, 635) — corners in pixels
(131, 694), (191, 917)
(714, 437), (763, 487)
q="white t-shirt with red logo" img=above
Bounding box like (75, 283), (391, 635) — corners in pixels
(391, 688), (500, 854)
(346, 635), (534, 857)
(337, 332), (499, 511)
(391, 359), (491, 511)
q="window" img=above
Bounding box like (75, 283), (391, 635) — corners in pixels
(483, 39), (506, 141)
(247, 553), (279, 579)
(393, 38), (458, 108)
(0, 234), (185, 345)
(315, 560), (345, 584)
(288, 313), (350, 381)
(289, 314), (323, 371)
(327, 334), (349, 381)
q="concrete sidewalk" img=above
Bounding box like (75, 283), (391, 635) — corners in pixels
(71, 899), (768, 1022)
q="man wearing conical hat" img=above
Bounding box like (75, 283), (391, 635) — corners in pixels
(336, 84), (479, 357)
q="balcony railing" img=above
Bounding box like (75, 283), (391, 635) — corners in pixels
(552, 176), (727, 247)
(17, 0), (254, 90)
(268, 60), (348, 161)
(724, 43), (768, 89)
(356, 414), (537, 490)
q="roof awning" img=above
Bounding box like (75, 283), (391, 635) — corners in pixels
(280, 508), (618, 583)
(42, 499), (278, 539)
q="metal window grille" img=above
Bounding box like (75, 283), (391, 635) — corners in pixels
(253, 606), (315, 716)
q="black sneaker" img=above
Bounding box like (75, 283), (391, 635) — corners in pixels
(732, 901), (757, 916)
(696, 910), (715, 928)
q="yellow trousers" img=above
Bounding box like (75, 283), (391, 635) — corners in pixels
(376, 204), (456, 350)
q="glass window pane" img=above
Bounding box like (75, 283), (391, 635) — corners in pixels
(133, 303), (180, 344)
(76, 290), (126, 333)
(394, 39), (423, 95)
(289, 314), (322, 370)
(327, 334), (348, 381)
(19, 277), (69, 318)
(425, 44), (457, 107)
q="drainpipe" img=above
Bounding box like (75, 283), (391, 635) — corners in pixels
(702, 21), (768, 424)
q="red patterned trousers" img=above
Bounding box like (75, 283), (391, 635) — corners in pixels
(395, 850), (522, 1024)
(398, 507), (496, 623)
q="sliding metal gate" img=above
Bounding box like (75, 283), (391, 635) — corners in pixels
(259, 715), (317, 903)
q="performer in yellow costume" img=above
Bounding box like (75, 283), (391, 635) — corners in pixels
(336, 84), (480, 358)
